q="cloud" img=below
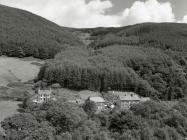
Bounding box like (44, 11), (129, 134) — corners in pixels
(0, 0), (121, 28)
(120, 0), (175, 25)
(0, 0), (184, 28)
(179, 15), (187, 23)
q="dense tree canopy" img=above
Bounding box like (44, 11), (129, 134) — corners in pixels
(38, 45), (187, 100)
(37, 23), (187, 100)
(2, 99), (187, 140)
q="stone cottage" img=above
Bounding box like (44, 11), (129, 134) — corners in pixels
(109, 91), (150, 109)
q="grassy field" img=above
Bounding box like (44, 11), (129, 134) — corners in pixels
(0, 101), (21, 133)
(54, 88), (102, 102)
(0, 56), (43, 87)
(0, 56), (43, 100)
(0, 56), (44, 133)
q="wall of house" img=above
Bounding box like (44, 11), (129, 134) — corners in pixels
(121, 100), (139, 109)
(96, 102), (105, 111)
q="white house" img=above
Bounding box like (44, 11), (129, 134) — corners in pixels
(32, 88), (56, 104)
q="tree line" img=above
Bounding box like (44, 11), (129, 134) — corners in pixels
(1, 97), (187, 140)
(38, 45), (187, 100)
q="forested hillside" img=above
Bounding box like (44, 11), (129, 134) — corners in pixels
(87, 23), (187, 52)
(0, 4), (187, 100)
(1, 5), (187, 140)
(0, 5), (82, 59)
(39, 23), (187, 100)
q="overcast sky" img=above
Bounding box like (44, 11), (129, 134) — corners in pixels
(0, 0), (187, 28)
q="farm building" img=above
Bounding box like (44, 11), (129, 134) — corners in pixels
(109, 91), (150, 109)
(79, 90), (108, 111)
(32, 88), (56, 104)
(89, 96), (107, 111)
(79, 90), (102, 101)
(68, 99), (83, 104)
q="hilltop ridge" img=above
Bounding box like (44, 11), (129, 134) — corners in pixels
(0, 5), (82, 59)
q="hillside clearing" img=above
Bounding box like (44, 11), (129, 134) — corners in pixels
(0, 56), (44, 87)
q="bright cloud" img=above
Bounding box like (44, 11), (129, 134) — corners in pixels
(179, 15), (187, 23)
(0, 0), (185, 28)
(120, 0), (175, 25)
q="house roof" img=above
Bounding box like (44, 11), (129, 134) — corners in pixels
(51, 83), (61, 88)
(68, 99), (84, 104)
(140, 97), (150, 102)
(109, 91), (142, 101)
(110, 91), (150, 102)
(79, 90), (101, 100)
(90, 97), (105, 103)
(120, 95), (141, 101)
(38, 89), (51, 95)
